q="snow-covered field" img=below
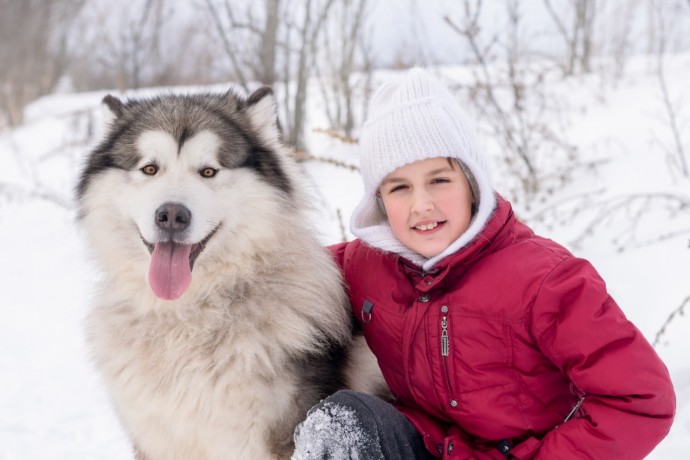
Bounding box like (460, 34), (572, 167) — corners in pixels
(1, 56), (688, 458)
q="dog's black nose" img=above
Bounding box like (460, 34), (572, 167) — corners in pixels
(155, 202), (192, 233)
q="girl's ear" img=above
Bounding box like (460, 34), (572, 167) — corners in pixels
(376, 193), (387, 217)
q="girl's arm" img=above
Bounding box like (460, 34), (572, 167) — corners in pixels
(523, 257), (675, 460)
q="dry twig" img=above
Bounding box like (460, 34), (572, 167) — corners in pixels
(653, 295), (690, 347)
(291, 149), (359, 172)
(312, 127), (358, 144)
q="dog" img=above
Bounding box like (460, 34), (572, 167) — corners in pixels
(76, 87), (384, 459)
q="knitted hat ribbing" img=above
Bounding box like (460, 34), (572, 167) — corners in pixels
(350, 68), (497, 270)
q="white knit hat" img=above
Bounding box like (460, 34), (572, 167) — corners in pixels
(350, 68), (497, 271)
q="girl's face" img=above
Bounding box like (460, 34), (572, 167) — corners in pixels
(379, 157), (474, 259)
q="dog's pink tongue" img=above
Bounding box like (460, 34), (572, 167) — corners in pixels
(148, 242), (193, 301)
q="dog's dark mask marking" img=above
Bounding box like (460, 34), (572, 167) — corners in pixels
(76, 88), (294, 205)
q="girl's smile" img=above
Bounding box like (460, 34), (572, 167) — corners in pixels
(412, 220), (445, 232)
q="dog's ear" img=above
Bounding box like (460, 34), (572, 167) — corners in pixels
(102, 95), (124, 125)
(246, 86), (281, 145)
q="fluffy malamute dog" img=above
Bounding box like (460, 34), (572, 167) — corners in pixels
(76, 87), (380, 459)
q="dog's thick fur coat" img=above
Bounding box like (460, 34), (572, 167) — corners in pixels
(76, 88), (375, 459)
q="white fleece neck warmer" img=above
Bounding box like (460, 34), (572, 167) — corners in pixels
(350, 68), (497, 272)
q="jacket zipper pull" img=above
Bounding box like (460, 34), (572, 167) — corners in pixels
(563, 395), (587, 423)
(441, 305), (449, 356)
(361, 300), (373, 324)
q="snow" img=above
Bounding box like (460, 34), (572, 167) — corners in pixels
(1, 55), (689, 458)
(292, 401), (380, 460)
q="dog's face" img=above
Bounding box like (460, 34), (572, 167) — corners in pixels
(76, 88), (296, 301)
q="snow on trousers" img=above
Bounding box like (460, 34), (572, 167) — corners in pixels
(293, 390), (436, 459)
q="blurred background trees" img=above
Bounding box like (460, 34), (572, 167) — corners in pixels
(0, 0), (85, 126)
(1, 0), (688, 163)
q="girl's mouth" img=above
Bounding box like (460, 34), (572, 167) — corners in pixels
(412, 221), (445, 232)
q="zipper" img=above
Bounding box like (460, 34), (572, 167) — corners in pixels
(440, 305), (454, 395)
(563, 395), (586, 423)
(441, 306), (449, 356)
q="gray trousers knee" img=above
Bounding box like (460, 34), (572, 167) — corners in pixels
(293, 390), (436, 459)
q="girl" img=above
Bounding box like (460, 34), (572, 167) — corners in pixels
(292, 68), (675, 459)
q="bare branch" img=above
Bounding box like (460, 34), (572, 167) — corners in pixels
(528, 191), (690, 251)
(312, 127), (358, 144)
(313, 0), (371, 136)
(541, 0), (596, 75)
(0, 183), (72, 209)
(291, 149), (359, 172)
(203, 0), (250, 91)
(289, 0), (338, 148)
(650, 0), (689, 177)
(0, 0), (85, 125)
(335, 208), (348, 243)
(656, 57), (689, 177)
(221, 0), (263, 34)
(653, 295), (690, 347)
(542, 0), (571, 44)
(445, 3), (539, 189)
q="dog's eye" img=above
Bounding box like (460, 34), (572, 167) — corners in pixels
(141, 164), (158, 176)
(200, 167), (218, 178)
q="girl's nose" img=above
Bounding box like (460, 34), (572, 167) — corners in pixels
(411, 189), (434, 214)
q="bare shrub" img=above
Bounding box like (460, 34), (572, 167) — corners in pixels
(0, 0), (85, 127)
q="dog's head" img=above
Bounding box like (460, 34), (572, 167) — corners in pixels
(76, 88), (300, 301)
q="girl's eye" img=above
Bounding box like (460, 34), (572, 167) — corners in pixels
(200, 167), (218, 178)
(432, 178), (450, 184)
(141, 164), (158, 176)
(389, 185), (407, 193)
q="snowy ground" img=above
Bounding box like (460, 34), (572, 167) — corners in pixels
(1, 56), (689, 458)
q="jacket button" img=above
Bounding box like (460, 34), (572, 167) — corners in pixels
(450, 399), (458, 407)
(447, 441), (455, 454)
(419, 294), (430, 302)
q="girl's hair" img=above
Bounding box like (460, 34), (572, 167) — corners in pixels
(448, 158), (479, 216)
(376, 157), (479, 218)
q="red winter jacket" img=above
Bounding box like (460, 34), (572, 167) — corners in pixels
(331, 196), (675, 459)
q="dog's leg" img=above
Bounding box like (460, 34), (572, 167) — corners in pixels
(343, 335), (391, 400)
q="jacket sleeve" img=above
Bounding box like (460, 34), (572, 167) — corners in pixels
(518, 257), (676, 459)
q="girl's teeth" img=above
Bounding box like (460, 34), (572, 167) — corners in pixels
(416, 222), (438, 231)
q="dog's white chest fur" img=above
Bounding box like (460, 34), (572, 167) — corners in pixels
(88, 287), (305, 460)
